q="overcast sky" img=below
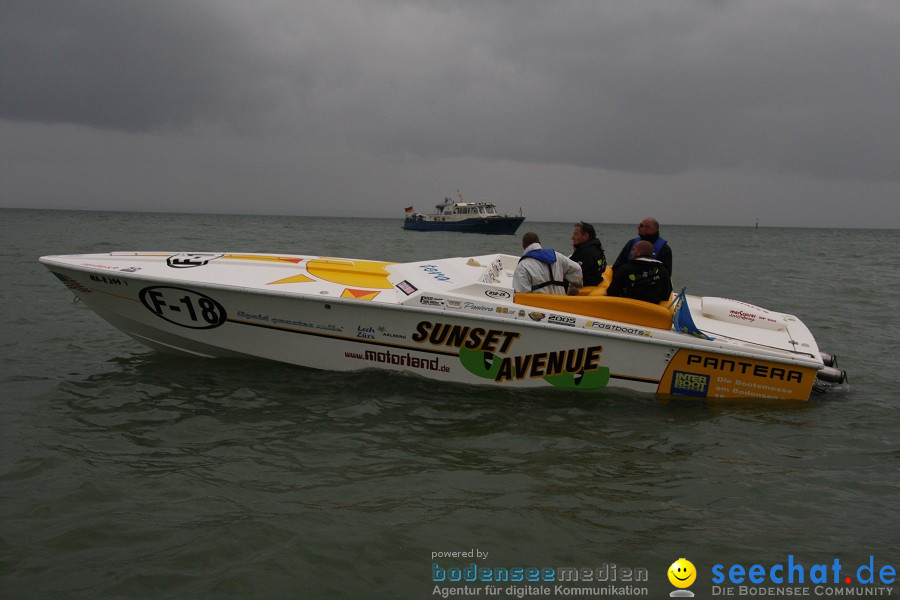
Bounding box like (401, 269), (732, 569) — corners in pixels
(2, 0), (899, 228)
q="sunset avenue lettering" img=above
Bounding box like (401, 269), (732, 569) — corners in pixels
(412, 321), (520, 354)
(413, 321), (606, 384)
(686, 354), (804, 382)
(494, 346), (603, 382)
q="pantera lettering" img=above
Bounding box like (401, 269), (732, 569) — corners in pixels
(686, 354), (804, 382)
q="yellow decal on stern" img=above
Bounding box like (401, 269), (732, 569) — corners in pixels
(659, 349), (817, 400)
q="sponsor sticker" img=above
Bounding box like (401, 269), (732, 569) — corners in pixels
(548, 315), (577, 327)
(89, 274), (128, 286)
(659, 349), (817, 400)
(419, 264), (451, 281)
(670, 371), (710, 397)
(396, 280), (418, 295)
(166, 253), (222, 268)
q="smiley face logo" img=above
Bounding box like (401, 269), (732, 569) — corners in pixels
(668, 558), (696, 588)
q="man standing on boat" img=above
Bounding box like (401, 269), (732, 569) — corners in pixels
(570, 221), (607, 286)
(607, 240), (673, 303)
(612, 217), (673, 276)
(514, 232), (583, 295)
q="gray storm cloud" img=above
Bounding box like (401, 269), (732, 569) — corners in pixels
(2, 0), (899, 226)
(4, 0), (898, 181)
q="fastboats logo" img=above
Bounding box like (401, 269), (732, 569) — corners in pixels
(710, 555), (896, 597)
(588, 321), (651, 337)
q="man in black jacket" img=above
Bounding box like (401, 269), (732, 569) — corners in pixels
(612, 217), (672, 276)
(607, 240), (673, 304)
(569, 221), (607, 286)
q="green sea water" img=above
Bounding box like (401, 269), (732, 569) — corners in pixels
(1, 208), (898, 599)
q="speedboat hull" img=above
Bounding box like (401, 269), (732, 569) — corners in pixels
(40, 251), (841, 401)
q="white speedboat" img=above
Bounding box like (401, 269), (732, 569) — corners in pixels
(40, 251), (845, 401)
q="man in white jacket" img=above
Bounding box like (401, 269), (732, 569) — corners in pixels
(513, 232), (583, 295)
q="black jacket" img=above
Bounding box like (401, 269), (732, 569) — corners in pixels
(612, 234), (672, 276)
(606, 257), (673, 304)
(570, 237), (607, 286)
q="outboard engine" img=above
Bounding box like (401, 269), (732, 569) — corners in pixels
(815, 352), (847, 390)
